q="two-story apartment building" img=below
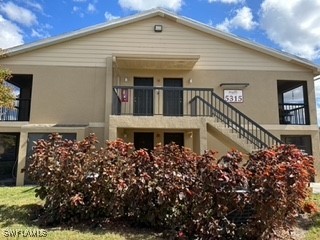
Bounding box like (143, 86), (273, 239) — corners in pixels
(1, 8), (320, 185)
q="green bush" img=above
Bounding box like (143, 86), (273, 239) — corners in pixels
(27, 133), (314, 239)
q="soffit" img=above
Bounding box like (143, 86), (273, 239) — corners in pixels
(113, 54), (200, 70)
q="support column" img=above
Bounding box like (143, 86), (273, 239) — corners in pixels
(16, 131), (28, 186)
(104, 56), (113, 140)
(199, 118), (208, 154)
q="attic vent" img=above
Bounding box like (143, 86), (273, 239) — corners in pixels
(154, 25), (163, 32)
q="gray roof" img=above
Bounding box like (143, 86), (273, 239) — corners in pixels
(2, 7), (320, 74)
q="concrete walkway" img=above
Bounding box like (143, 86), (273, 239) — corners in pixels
(310, 183), (320, 194)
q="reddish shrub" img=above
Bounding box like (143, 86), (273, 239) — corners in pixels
(27, 134), (314, 239)
(245, 144), (315, 238)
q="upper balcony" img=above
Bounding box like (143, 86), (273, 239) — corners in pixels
(0, 74), (32, 122)
(0, 98), (31, 121)
(112, 86), (213, 116)
(277, 80), (310, 125)
(279, 103), (309, 125)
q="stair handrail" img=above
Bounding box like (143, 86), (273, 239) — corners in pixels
(190, 92), (283, 149)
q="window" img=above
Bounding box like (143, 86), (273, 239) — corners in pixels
(281, 135), (312, 155)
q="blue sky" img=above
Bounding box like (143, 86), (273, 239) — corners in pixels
(1, 0), (320, 121)
(0, 0), (319, 64)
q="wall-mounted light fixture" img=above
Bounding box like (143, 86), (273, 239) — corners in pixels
(189, 78), (193, 84)
(154, 25), (163, 32)
(187, 131), (193, 138)
(124, 77), (128, 82)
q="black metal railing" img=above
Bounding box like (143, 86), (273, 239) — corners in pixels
(190, 92), (283, 149)
(279, 103), (309, 125)
(112, 86), (282, 149)
(0, 98), (31, 121)
(112, 86), (213, 116)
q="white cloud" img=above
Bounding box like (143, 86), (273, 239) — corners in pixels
(216, 6), (257, 32)
(0, 15), (24, 49)
(208, 0), (244, 4)
(24, 0), (43, 12)
(72, 6), (85, 18)
(260, 0), (320, 61)
(104, 11), (120, 22)
(118, 0), (183, 12)
(31, 23), (51, 39)
(31, 29), (45, 38)
(87, 3), (96, 13)
(0, 1), (37, 27)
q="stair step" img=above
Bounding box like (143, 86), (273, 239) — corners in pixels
(207, 119), (256, 153)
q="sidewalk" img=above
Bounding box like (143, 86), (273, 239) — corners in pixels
(310, 183), (320, 194)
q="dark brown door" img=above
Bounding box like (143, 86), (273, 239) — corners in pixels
(134, 77), (153, 116)
(163, 78), (183, 116)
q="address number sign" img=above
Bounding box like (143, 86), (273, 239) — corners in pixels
(224, 90), (243, 103)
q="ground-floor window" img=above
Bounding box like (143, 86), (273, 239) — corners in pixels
(133, 132), (185, 151)
(0, 133), (20, 186)
(134, 132), (154, 151)
(281, 135), (312, 155)
(164, 132), (184, 147)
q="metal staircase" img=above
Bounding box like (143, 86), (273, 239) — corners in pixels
(190, 91), (283, 150)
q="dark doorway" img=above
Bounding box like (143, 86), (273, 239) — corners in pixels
(163, 78), (183, 116)
(134, 132), (154, 151)
(134, 77), (153, 116)
(164, 132), (184, 147)
(0, 133), (19, 186)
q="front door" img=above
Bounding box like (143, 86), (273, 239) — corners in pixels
(134, 132), (154, 151)
(163, 78), (183, 116)
(164, 132), (184, 147)
(134, 77), (153, 116)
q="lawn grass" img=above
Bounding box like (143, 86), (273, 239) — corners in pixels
(2, 187), (320, 240)
(305, 194), (320, 240)
(0, 187), (159, 240)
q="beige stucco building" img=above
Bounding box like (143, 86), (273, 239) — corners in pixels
(1, 8), (320, 185)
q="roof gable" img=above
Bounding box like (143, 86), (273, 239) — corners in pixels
(1, 8), (319, 74)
